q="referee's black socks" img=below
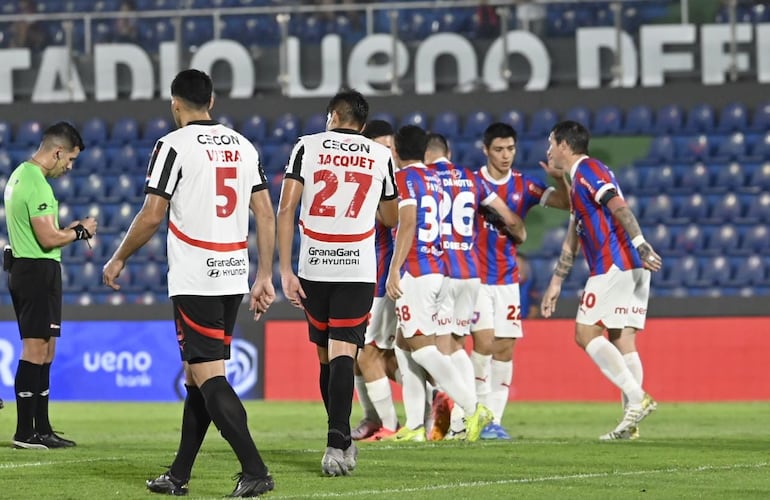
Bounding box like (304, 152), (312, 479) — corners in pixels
(14, 360), (41, 439)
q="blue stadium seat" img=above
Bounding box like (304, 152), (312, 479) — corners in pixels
(460, 143), (487, 169)
(719, 102), (749, 133)
(732, 255), (768, 286)
(265, 143), (293, 174)
(614, 168), (641, 195)
(0, 120), (11, 149)
(527, 108), (558, 139)
(713, 132), (747, 162)
(624, 105), (653, 134)
(741, 192), (770, 223)
(104, 173), (141, 204)
(654, 104), (684, 135)
(241, 115), (266, 142)
(748, 131), (770, 160)
(128, 261), (165, 292)
(69, 262), (101, 292)
(739, 225), (770, 254)
(302, 113), (326, 136)
(134, 232), (166, 262)
(638, 136), (675, 165)
(644, 224), (672, 254)
(181, 16), (214, 47)
(563, 106), (592, 130)
(110, 117), (139, 145)
(80, 118), (108, 147)
(369, 112), (396, 128)
(712, 162), (748, 193)
(676, 162), (711, 193)
(109, 144), (140, 173)
(524, 138), (549, 166)
(702, 224), (740, 256)
(215, 114), (235, 129)
(76, 146), (107, 175)
(400, 111), (429, 130)
(15, 120), (43, 147)
(268, 113), (300, 144)
(678, 135), (712, 162)
(74, 174), (108, 203)
(461, 111), (491, 139)
(748, 162), (770, 191)
(639, 165), (675, 194)
(658, 255), (699, 288)
(673, 193), (708, 223)
(707, 192), (743, 223)
(498, 109), (526, 134)
(670, 224), (705, 257)
(684, 103), (716, 134)
(698, 256), (733, 287)
(642, 194), (674, 225)
(592, 106), (622, 135)
(53, 176), (76, 202)
(431, 111), (461, 140)
(750, 101), (770, 133)
(142, 116), (172, 146)
(108, 203), (137, 232)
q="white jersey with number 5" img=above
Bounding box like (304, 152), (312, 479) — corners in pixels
(285, 128), (397, 282)
(145, 120), (267, 297)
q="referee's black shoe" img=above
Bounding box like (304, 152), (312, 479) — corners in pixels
(12, 433), (49, 449)
(228, 473), (274, 497)
(146, 471), (189, 496)
(0, 397), (4, 409)
(39, 432), (77, 448)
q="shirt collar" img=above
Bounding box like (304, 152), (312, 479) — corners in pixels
(569, 155), (589, 181)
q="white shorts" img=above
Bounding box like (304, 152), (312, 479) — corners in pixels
(395, 272), (446, 339)
(437, 277), (481, 336)
(626, 268), (651, 330)
(364, 296), (397, 349)
(577, 265), (646, 330)
(470, 283), (523, 339)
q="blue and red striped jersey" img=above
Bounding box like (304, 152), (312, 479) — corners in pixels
(395, 164), (446, 277)
(431, 159), (495, 279)
(569, 157), (643, 275)
(475, 166), (548, 285)
(374, 220), (394, 297)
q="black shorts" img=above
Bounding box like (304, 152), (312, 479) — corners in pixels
(172, 294), (242, 364)
(299, 278), (374, 349)
(9, 258), (62, 339)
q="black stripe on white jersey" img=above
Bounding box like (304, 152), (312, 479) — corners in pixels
(252, 163), (268, 192)
(382, 157), (397, 200)
(155, 145), (178, 194)
(146, 140), (163, 179)
(285, 143), (305, 183)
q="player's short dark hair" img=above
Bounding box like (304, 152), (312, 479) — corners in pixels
(426, 133), (449, 157)
(327, 89), (369, 128)
(42, 121), (85, 151)
(394, 125), (428, 161)
(550, 120), (590, 155)
(362, 119), (394, 139)
(171, 69), (213, 108)
(483, 122), (517, 148)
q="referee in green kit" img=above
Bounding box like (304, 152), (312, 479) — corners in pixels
(3, 122), (97, 449)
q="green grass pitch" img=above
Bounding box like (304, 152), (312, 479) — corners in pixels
(1, 401), (768, 499)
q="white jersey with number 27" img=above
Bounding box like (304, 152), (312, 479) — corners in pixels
(285, 129), (397, 283)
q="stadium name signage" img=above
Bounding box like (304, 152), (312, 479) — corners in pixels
(0, 23), (768, 103)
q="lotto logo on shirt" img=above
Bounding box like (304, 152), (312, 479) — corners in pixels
(205, 256), (247, 278)
(307, 246), (360, 266)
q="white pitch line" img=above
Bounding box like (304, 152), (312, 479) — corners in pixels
(0, 457), (123, 470)
(269, 462), (769, 499)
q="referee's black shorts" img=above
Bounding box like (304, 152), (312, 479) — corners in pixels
(172, 294), (242, 364)
(9, 258), (62, 339)
(299, 278), (374, 348)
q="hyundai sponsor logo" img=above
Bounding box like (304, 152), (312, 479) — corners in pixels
(206, 256), (247, 277)
(306, 246), (360, 266)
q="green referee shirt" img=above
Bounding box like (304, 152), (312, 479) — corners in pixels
(3, 162), (61, 261)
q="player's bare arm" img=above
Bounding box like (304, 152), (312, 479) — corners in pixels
(276, 177), (306, 308)
(31, 214), (98, 250)
(605, 194), (662, 272)
(249, 189), (277, 319)
(541, 217), (579, 318)
(378, 198), (399, 228)
(103, 193), (168, 290)
(386, 205), (414, 301)
(537, 162), (570, 210)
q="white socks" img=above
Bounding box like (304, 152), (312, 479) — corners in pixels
(354, 374), (378, 422)
(622, 351), (644, 409)
(394, 347), (427, 430)
(412, 345), (477, 415)
(470, 350), (492, 406)
(365, 377), (399, 431)
(487, 359), (513, 424)
(585, 336), (644, 405)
